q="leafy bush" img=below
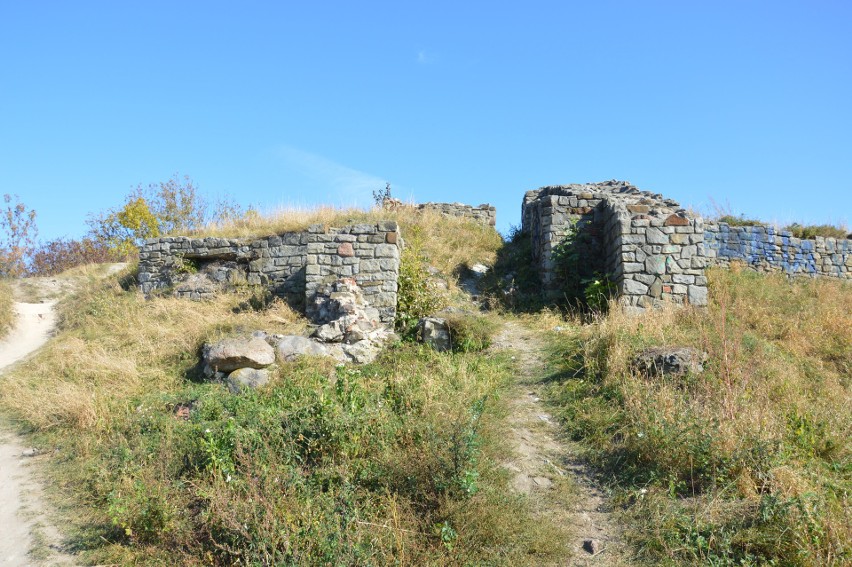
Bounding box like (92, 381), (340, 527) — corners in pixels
(551, 221), (615, 312)
(395, 239), (446, 337)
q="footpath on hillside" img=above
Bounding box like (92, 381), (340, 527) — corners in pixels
(491, 319), (629, 566)
(0, 273), (108, 566)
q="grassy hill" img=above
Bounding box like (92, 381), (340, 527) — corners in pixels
(0, 207), (848, 565)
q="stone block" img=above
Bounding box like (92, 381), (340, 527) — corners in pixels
(665, 214), (690, 226)
(337, 242), (355, 257)
(646, 227), (669, 244)
(645, 255), (666, 274)
(375, 244), (399, 258)
(688, 285), (708, 306)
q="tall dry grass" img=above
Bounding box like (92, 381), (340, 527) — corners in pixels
(0, 279), (14, 338)
(196, 204), (504, 278)
(542, 265), (851, 564)
(0, 273), (304, 432)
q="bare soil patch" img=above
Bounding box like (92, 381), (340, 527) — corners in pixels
(493, 320), (629, 566)
(0, 277), (81, 566)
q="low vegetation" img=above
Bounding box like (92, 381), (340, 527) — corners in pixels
(0, 279), (14, 337)
(715, 214), (765, 227)
(0, 210), (571, 565)
(784, 223), (850, 240)
(1, 196), (849, 565)
(539, 265), (850, 565)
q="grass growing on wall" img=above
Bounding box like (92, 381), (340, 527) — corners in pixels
(539, 266), (851, 565)
(198, 205), (504, 283)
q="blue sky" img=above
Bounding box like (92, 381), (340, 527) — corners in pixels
(2, 1), (850, 241)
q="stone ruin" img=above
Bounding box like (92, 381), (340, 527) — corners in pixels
(522, 180), (851, 311)
(138, 188), (850, 328)
(415, 202), (496, 226)
(138, 221), (402, 323)
(381, 197), (496, 226)
(522, 180), (709, 311)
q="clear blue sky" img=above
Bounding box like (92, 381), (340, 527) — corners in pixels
(2, 1), (850, 241)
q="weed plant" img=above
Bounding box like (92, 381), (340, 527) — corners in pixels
(540, 266), (851, 565)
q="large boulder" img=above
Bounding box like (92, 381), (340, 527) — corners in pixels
(202, 337), (275, 375)
(417, 317), (451, 352)
(632, 346), (707, 378)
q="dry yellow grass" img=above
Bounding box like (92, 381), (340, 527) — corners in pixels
(0, 279), (13, 337)
(541, 266), (851, 563)
(195, 204), (504, 278)
(0, 275), (305, 433)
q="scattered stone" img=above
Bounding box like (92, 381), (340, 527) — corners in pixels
(417, 317), (451, 351)
(340, 340), (382, 364)
(310, 278), (385, 344)
(202, 337), (275, 375)
(275, 335), (332, 361)
(633, 346), (707, 378)
(226, 367), (271, 394)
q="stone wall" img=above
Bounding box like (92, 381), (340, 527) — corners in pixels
(304, 222), (401, 323)
(522, 180), (709, 310)
(416, 202), (496, 226)
(138, 222), (403, 323)
(705, 223), (852, 279)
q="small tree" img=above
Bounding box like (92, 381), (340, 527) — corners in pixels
(87, 196), (161, 256)
(87, 174), (213, 256)
(139, 174), (207, 234)
(0, 194), (38, 278)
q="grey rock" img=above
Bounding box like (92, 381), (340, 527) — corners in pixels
(688, 284), (708, 306)
(633, 346), (707, 378)
(203, 337), (275, 373)
(645, 255), (666, 275)
(622, 279), (648, 295)
(646, 227), (668, 244)
(341, 340), (381, 364)
(226, 367), (271, 394)
(417, 317), (451, 352)
(275, 335), (331, 361)
(469, 263), (489, 276)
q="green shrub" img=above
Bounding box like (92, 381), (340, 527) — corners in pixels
(395, 242), (445, 337)
(444, 314), (499, 353)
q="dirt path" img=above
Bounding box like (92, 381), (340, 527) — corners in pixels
(493, 320), (629, 566)
(0, 283), (75, 565)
